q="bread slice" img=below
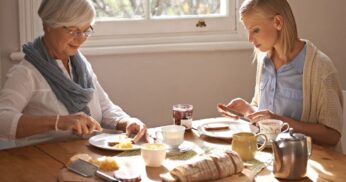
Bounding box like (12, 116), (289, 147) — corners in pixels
(203, 123), (230, 131)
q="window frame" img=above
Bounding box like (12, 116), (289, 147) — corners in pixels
(11, 0), (250, 61)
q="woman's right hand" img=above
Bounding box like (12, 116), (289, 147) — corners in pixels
(217, 98), (254, 119)
(58, 112), (102, 135)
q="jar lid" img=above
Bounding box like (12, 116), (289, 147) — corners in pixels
(114, 170), (141, 182)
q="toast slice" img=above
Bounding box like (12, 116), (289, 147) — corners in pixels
(203, 123), (230, 131)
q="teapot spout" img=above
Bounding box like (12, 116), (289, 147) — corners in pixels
(272, 141), (283, 173)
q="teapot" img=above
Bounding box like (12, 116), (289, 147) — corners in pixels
(272, 128), (311, 180)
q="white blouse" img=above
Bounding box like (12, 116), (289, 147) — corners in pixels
(0, 58), (130, 149)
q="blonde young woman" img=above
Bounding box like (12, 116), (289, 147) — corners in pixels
(219, 0), (342, 146)
(0, 0), (146, 149)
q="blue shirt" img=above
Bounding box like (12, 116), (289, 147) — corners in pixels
(258, 44), (306, 121)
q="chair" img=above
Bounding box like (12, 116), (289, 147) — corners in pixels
(341, 90), (346, 154)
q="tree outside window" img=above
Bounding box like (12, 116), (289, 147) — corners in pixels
(91, 0), (224, 20)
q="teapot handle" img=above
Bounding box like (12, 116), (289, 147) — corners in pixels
(306, 136), (312, 157)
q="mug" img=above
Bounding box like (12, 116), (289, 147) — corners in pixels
(258, 119), (289, 142)
(232, 132), (268, 161)
(141, 143), (167, 167)
(156, 125), (185, 148)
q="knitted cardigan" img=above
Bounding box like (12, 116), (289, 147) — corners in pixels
(251, 40), (343, 134)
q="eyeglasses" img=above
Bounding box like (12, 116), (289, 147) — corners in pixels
(63, 26), (94, 38)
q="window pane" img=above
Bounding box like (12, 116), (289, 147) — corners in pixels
(91, 0), (145, 20)
(151, 0), (226, 18)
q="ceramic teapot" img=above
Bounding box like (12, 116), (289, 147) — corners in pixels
(272, 128), (311, 180)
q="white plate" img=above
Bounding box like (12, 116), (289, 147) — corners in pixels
(89, 133), (140, 151)
(197, 121), (259, 139)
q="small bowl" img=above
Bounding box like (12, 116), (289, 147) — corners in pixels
(141, 143), (167, 167)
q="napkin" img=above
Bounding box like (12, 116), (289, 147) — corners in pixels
(166, 150), (198, 161)
(242, 151), (272, 181)
(242, 159), (267, 181)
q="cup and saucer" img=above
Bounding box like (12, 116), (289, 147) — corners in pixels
(155, 125), (194, 154)
(257, 119), (290, 149)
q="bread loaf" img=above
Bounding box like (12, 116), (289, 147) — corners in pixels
(170, 150), (243, 182)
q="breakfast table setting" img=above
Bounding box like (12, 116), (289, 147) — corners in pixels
(0, 117), (346, 182)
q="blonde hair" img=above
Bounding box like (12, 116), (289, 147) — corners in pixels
(38, 0), (96, 28)
(239, 0), (298, 60)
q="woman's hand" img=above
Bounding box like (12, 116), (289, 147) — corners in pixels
(123, 118), (147, 144)
(246, 109), (280, 124)
(218, 98), (255, 119)
(58, 112), (102, 135)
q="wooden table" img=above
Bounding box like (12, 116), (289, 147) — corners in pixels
(0, 146), (63, 182)
(0, 118), (345, 182)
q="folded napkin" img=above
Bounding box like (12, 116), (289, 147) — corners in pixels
(167, 150), (198, 161)
(242, 151), (273, 181)
(170, 150), (243, 182)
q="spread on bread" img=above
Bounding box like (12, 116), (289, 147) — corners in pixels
(114, 140), (133, 149)
(107, 134), (134, 149)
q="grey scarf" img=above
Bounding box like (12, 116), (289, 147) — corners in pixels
(22, 37), (94, 115)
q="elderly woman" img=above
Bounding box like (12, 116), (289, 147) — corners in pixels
(0, 0), (146, 149)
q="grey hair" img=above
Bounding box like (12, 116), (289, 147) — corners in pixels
(38, 0), (96, 28)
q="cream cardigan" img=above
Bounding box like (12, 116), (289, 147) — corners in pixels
(251, 40), (343, 134)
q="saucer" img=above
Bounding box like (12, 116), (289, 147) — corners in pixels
(166, 141), (194, 154)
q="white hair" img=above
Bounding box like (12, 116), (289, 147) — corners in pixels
(38, 0), (96, 28)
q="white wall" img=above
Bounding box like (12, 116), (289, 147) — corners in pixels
(1, 0), (345, 127)
(88, 50), (256, 127)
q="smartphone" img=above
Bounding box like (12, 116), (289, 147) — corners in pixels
(217, 104), (250, 122)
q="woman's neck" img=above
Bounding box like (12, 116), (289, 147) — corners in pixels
(271, 39), (305, 70)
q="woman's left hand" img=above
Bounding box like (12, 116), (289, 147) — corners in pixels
(246, 109), (280, 124)
(125, 118), (147, 143)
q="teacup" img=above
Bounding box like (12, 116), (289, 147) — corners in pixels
(141, 143), (167, 167)
(232, 132), (267, 161)
(157, 125), (185, 148)
(258, 119), (289, 142)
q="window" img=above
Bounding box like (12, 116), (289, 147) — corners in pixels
(87, 0), (250, 54)
(92, 0), (231, 35)
(11, 0), (249, 61)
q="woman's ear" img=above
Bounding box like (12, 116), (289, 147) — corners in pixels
(273, 15), (284, 30)
(43, 24), (52, 32)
